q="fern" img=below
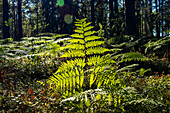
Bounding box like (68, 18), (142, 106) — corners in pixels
(48, 18), (111, 96)
(145, 37), (170, 54)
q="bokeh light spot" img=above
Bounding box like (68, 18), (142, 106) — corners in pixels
(64, 14), (73, 24)
(57, 0), (64, 7)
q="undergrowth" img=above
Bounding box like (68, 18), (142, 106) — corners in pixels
(0, 19), (169, 113)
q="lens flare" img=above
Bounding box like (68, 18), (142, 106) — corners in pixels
(57, 0), (64, 7)
(64, 14), (73, 24)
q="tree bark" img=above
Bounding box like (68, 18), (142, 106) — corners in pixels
(18, 0), (23, 40)
(3, 0), (10, 39)
(149, 0), (153, 36)
(161, 0), (164, 37)
(155, 0), (160, 38)
(109, 0), (114, 37)
(114, 0), (118, 16)
(36, 0), (39, 34)
(136, 0), (141, 36)
(125, 0), (137, 36)
(91, 0), (95, 26)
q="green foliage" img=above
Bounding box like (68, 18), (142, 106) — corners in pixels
(48, 18), (111, 96)
(0, 35), (69, 60)
(145, 37), (170, 54)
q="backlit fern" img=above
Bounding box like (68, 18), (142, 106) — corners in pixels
(48, 18), (111, 96)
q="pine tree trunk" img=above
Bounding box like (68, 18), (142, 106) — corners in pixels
(149, 0), (153, 36)
(36, 0), (39, 34)
(114, 0), (118, 16)
(155, 0), (160, 38)
(109, 0), (114, 37)
(125, 0), (137, 36)
(114, 0), (119, 35)
(136, 0), (141, 36)
(91, 0), (95, 26)
(18, 0), (23, 40)
(3, 0), (10, 39)
(161, 0), (164, 37)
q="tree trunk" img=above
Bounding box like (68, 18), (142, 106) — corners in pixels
(144, 0), (149, 36)
(109, 0), (114, 37)
(159, 0), (161, 37)
(18, 0), (23, 40)
(149, 0), (153, 36)
(91, 0), (95, 26)
(114, 0), (118, 16)
(125, 0), (137, 36)
(36, 0), (39, 34)
(136, 0), (141, 36)
(51, 0), (55, 33)
(155, 0), (160, 38)
(161, 0), (164, 37)
(12, 0), (17, 39)
(114, 0), (119, 35)
(3, 0), (10, 39)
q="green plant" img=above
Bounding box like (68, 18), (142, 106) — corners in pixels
(145, 37), (170, 61)
(47, 18), (111, 96)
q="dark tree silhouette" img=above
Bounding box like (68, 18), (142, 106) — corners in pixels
(17, 0), (23, 40)
(3, 0), (10, 39)
(109, 0), (114, 37)
(125, 0), (137, 36)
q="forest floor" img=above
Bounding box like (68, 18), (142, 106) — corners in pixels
(0, 34), (170, 112)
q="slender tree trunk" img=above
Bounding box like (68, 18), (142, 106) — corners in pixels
(98, 0), (103, 26)
(91, 0), (95, 26)
(114, 0), (119, 35)
(136, 0), (141, 36)
(141, 3), (143, 36)
(84, 0), (87, 17)
(36, 0), (39, 34)
(159, 0), (161, 37)
(123, 0), (125, 14)
(3, 0), (10, 39)
(158, 0), (161, 38)
(149, 0), (153, 36)
(51, 0), (55, 33)
(81, 0), (84, 17)
(12, 0), (16, 39)
(161, 0), (164, 37)
(144, 0), (149, 36)
(103, 0), (108, 36)
(155, 0), (160, 38)
(114, 0), (118, 16)
(109, 0), (114, 37)
(166, 0), (170, 37)
(125, 0), (137, 36)
(18, 0), (23, 40)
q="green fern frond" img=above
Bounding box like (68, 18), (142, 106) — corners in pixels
(86, 41), (105, 48)
(68, 39), (85, 44)
(61, 50), (85, 58)
(86, 47), (110, 55)
(84, 31), (96, 36)
(145, 37), (170, 53)
(119, 52), (150, 63)
(85, 36), (102, 41)
(64, 44), (85, 50)
(70, 34), (84, 38)
(84, 26), (94, 31)
(48, 18), (111, 97)
(74, 30), (84, 34)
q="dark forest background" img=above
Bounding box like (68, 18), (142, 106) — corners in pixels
(1, 0), (169, 40)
